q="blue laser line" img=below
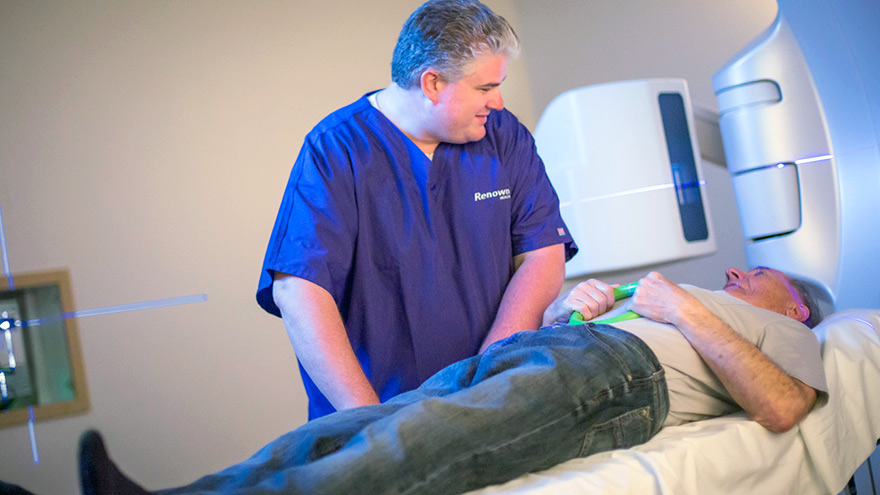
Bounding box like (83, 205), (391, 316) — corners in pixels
(794, 154), (833, 165)
(0, 200), (13, 290)
(21, 293), (209, 328)
(559, 180), (706, 208)
(28, 406), (39, 464)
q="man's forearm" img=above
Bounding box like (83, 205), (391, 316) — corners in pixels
(632, 273), (817, 432)
(273, 274), (380, 411)
(672, 306), (817, 433)
(479, 244), (565, 353)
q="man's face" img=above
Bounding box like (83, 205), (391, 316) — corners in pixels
(428, 53), (508, 144)
(723, 266), (806, 320)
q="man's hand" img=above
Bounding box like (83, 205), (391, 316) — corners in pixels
(542, 278), (617, 326)
(629, 272), (697, 326)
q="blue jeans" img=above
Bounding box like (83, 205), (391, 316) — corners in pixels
(160, 324), (668, 495)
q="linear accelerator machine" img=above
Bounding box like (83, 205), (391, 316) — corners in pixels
(536, 0), (880, 313)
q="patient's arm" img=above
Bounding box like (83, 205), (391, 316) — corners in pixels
(631, 272), (818, 433)
(273, 272), (380, 411)
(479, 243), (565, 353)
(541, 278), (618, 326)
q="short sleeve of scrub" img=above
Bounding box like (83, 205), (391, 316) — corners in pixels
(502, 113), (578, 261)
(256, 134), (359, 317)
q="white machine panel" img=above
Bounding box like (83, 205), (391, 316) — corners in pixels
(731, 163), (801, 239)
(714, 0), (880, 310)
(534, 79), (716, 278)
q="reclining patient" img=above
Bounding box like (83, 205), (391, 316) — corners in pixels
(9, 266), (828, 495)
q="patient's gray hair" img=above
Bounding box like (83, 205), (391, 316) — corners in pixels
(788, 276), (824, 328)
(391, 0), (520, 89)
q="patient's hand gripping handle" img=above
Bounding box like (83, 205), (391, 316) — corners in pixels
(568, 282), (640, 325)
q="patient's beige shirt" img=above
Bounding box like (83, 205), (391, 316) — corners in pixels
(610, 286), (828, 427)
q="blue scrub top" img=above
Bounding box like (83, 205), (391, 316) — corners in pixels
(257, 93), (578, 419)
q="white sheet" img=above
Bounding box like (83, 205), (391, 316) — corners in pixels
(469, 309), (880, 495)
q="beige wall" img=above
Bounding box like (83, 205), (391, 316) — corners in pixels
(0, 1), (773, 492)
(511, 0), (779, 126)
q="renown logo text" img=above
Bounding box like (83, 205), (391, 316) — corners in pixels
(474, 188), (511, 201)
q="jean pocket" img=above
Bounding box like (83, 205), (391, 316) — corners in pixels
(578, 405), (653, 457)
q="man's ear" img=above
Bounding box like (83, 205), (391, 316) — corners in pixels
(786, 303), (810, 324)
(421, 69), (445, 105)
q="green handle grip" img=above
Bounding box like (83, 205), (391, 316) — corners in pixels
(612, 282), (638, 301)
(569, 282), (639, 325)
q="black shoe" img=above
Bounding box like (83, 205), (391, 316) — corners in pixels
(0, 480), (36, 495)
(78, 430), (150, 495)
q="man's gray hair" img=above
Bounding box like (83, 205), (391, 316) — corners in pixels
(788, 276), (824, 329)
(391, 0), (520, 90)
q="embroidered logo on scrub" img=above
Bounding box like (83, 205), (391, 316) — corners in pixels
(474, 188), (511, 201)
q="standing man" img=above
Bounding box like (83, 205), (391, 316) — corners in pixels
(256, 0), (577, 419)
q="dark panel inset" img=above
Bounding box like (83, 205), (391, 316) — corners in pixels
(659, 92), (709, 242)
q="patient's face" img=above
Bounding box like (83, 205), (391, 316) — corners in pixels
(723, 266), (804, 317)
